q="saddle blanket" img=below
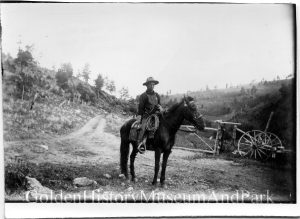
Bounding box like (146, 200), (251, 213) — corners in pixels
(129, 121), (141, 142)
(129, 115), (159, 142)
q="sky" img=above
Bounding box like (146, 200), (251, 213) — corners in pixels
(1, 3), (295, 97)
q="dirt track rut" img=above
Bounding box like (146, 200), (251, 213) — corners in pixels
(5, 114), (295, 202)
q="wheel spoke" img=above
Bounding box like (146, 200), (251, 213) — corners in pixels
(238, 132), (254, 155)
(257, 148), (267, 156)
(249, 150), (254, 158)
(257, 149), (262, 159)
(239, 142), (252, 146)
(244, 148), (252, 155)
(244, 139), (252, 144)
(260, 145), (272, 150)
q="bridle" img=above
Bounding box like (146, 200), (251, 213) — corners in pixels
(183, 96), (203, 120)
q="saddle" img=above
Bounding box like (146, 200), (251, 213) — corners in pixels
(129, 120), (141, 142)
(129, 114), (160, 142)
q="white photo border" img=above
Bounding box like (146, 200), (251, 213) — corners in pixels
(1, 0), (299, 218)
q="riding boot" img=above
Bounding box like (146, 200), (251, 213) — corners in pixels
(138, 118), (147, 142)
(138, 137), (147, 154)
(137, 117), (147, 153)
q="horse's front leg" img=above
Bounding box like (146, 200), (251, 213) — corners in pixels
(130, 146), (138, 182)
(160, 150), (171, 187)
(152, 148), (161, 186)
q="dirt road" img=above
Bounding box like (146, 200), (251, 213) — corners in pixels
(5, 114), (295, 203)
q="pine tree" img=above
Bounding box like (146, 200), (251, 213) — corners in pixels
(119, 87), (129, 100)
(55, 63), (73, 90)
(105, 80), (116, 94)
(94, 73), (104, 97)
(81, 63), (91, 83)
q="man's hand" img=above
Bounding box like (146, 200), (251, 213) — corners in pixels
(136, 115), (142, 123)
(157, 104), (163, 112)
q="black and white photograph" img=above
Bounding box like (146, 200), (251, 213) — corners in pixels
(1, 1), (298, 217)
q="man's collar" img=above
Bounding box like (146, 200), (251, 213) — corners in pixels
(146, 90), (155, 94)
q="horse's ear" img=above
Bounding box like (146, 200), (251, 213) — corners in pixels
(183, 95), (187, 106)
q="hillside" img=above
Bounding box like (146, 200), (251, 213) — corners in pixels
(1, 50), (136, 142)
(163, 79), (292, 116)
(161, 78), (295, 151)
(2, 47), (295, 153)
(2, 49), (295, 203)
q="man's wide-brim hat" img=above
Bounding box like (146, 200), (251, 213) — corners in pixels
(143, 77), (159, 86)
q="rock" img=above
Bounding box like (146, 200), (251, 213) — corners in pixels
(199, 184), (209, 190)
(121, 182), (126, 186)
(73, 177), (97, 187)
(126, 186), (133, 192)
(26, 176), (52, 194)
(38, 144), (48, 150)
(118, 174), (126, 179)
(230, 162), (242, 166)
(145, 180), (148, 183)
(93, 188), (103, 193)
(75, 109), (81, 114)
(104, 174), (112, 179)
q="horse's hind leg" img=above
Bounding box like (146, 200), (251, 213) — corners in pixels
(130, 144), (138, 182)
(160, 150), (171, 187)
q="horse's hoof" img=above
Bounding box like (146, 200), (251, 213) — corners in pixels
(132, 178), (138, 183)
(152, 181), (157, 186)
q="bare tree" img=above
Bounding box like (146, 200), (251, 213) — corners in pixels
(119, 87), (129, 100)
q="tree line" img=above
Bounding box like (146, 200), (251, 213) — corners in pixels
(2, 45), (131, 106)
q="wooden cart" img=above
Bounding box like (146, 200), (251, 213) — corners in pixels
(179, 112), (287, 161)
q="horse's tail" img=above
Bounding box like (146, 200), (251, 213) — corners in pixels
(120, 119), (136, 177)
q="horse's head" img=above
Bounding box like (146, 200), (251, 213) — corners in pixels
(182, 95), (205, 131)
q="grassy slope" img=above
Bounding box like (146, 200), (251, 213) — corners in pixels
(2, 93), (105, 141)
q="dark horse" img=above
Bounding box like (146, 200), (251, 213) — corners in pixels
(120, 96), (205, 187)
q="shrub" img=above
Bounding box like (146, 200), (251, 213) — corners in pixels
(55, 63), (73, 90)
(232, 80), (295, 149)
(76, 82), (96, 104)
(5, 160), (29, 193)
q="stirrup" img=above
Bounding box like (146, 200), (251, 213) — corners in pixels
(137, 138), (147, 154)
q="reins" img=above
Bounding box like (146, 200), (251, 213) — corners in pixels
(159, 113), (173, 130)
(146, 114), (159, 131)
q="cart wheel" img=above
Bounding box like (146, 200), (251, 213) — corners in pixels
(264, 132), (284, 158)
(237, 130), (272, 160)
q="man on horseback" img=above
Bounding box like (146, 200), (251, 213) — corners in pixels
(137, 77), (163, 151)
(120, 89), (205, 185)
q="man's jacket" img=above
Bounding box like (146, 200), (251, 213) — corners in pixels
(138, 90), (161, 117)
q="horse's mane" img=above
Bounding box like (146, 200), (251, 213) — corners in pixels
(165, 96), (195, 115)
(167, 100), (183, 114)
